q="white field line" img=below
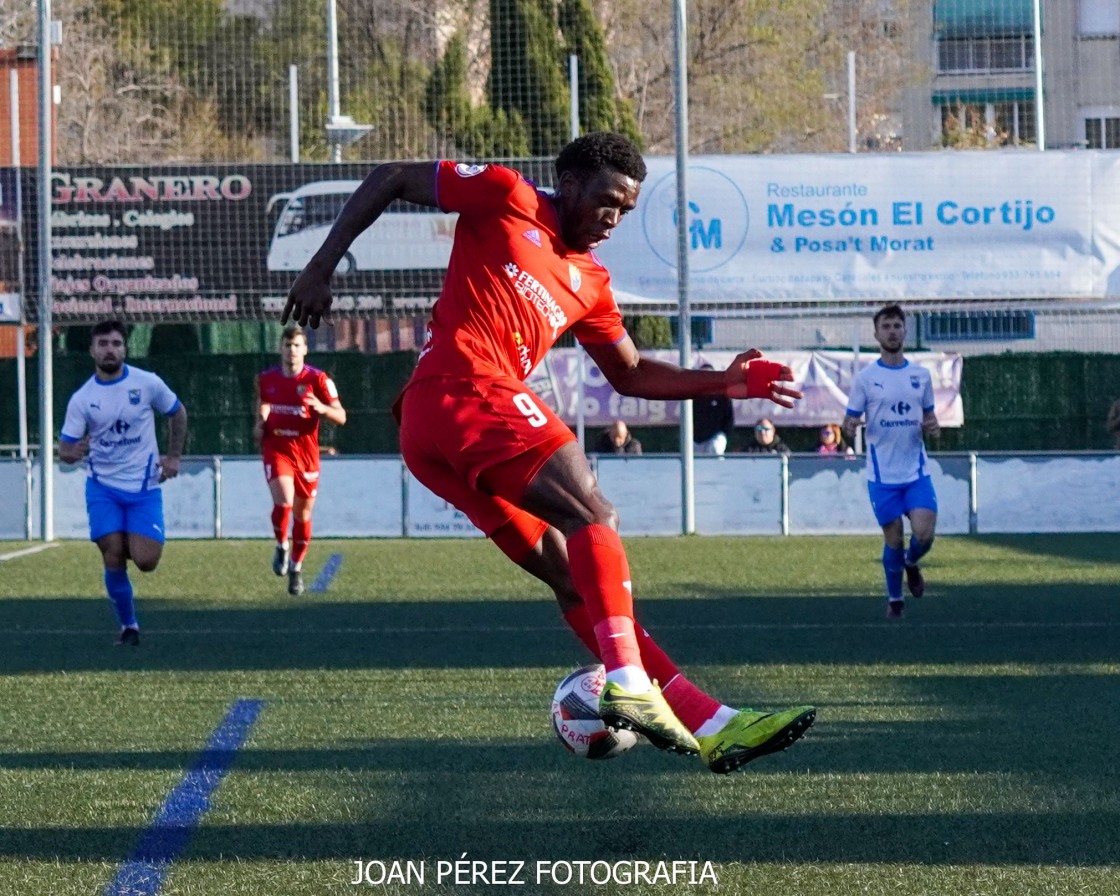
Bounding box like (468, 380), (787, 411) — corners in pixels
(0, 542), (61, 563)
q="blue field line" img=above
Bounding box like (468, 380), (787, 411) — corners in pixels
(310, 552), (343, 593)
(102, 698), (266, 896)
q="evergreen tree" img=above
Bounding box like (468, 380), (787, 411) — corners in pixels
(489, 0), (570, 155)
(426, 31), (531, 158)
(558, 0), (640, 144)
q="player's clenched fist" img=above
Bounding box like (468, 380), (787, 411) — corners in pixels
(723, 349), (802, 408)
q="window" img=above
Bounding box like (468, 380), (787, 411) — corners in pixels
(937, 35), (1033, 73)
(1080, 0), (1120, 35)
(941, 102), (1037, 147)
(1085, 116), (1120, 148)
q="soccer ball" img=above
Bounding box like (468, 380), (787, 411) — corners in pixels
(550, 663), (640, 760)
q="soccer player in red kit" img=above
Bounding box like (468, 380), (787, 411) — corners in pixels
(255, 324), (347, 595)
(283, 133), (815, 772)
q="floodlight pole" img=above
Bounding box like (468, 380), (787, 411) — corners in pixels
(847, 51), (857, 153)
(324, 0), (371, 161)
(37, 0), (54, 541)
(569, 54), (587, 452)
(1032, 0), (1046, 150)
(289, 64), (299, 163)
(673, 0), (695, 535)
(327, 0), (341, 162)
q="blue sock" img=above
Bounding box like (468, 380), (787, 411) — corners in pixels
(882, 545), (905, 600)
(104, 568), (137, 628)
(905, 535), (932, 567)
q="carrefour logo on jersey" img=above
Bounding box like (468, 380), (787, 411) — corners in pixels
(641, 168), (749, 272)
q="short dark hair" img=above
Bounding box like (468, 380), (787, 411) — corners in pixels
(91, 320), (126, 342)
(555, 132), (647, 184)
(281, 324), (305, 342)
(873, 304), (905, 327)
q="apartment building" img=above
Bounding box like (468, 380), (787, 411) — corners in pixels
(901, 0), (1120, 150)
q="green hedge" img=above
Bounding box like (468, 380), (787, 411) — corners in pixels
(3, 350), (1119, 455)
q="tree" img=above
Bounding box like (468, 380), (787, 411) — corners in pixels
(426, 30), (530, 158)
(54, 0), (257, 164)
(558, 0), (640, 143)
(489, 0), (570, 156)
(596, 0), (919, 155)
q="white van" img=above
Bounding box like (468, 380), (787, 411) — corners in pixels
(266, 180), (457, 275)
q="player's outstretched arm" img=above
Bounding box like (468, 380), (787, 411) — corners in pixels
(722, 350), (802, 407)
(584, 339), (802, 407)
(282, 161), (440, 329)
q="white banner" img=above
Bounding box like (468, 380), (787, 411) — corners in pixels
(533, 348), (963, 428)
(595, 150), (1120, 303)
(0, 292), (20, 322)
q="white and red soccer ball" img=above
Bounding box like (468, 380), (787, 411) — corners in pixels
(550, 663), (640, 760)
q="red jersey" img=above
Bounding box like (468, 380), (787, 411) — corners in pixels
(258, 365), (339, 467)
(410, 161), (627, 384)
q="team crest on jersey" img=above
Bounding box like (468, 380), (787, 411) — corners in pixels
(910, 375), (920, 389)
(128, 389), (141, 405)
(568, 263), (582, 292)
(296, 385), (307, 396)
(455, 163), (486, 178)
(523, 229), (542, 247)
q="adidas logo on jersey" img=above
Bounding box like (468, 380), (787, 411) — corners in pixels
(523, 229), (542, 247)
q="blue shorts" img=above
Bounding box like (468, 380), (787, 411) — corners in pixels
(85, 478), (166, 543)
(867, 476), (937, 527)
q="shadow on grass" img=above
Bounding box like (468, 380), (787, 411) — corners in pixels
(0, 579), (1117, 674)
(0, 734), (1116, 867)
(969, 532), (1120, 565)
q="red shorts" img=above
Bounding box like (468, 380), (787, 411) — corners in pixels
(263, 452), (320, 499)
(397, 375), (575, 553)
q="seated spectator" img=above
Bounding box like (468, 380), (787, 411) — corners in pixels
(692, 363), (735, 456)
(595, 420), (642, 455)
(745, 418), (790, 455)
(817, 422), (854, 455)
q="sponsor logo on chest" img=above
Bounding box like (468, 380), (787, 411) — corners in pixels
(503, 262), (568, 337)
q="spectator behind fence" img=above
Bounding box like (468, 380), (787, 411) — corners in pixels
(1107, 398), (1120, 449)
(692, 363), (735, 455)
(817, 422), (854, 456)
(596, 420), (642, 455)
(745, 418), (791, 455)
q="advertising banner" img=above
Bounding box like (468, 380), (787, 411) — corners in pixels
(596, 151), (1120, 304)
(532, 348), (963, 429)
(16, 151), (1120, 322)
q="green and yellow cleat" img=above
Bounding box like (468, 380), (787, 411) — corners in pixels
(599, 680), (699, 755)
(698, 705), (816, 774)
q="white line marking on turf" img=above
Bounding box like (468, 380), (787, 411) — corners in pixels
(0, 542), (61, 563)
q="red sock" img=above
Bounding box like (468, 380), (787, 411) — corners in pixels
(662, 675), (723, 732)
(566, 525), (633, 623)
(562, 603), (720, 730)
(562, 605), (600, 657)
(291, 517), (311, 565)
(271, 504), (292, 545)
(566, 524), (641, 672)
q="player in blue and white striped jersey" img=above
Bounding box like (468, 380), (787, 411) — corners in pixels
(58, 320), (189, 646)
(842, 304), (940, 619)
